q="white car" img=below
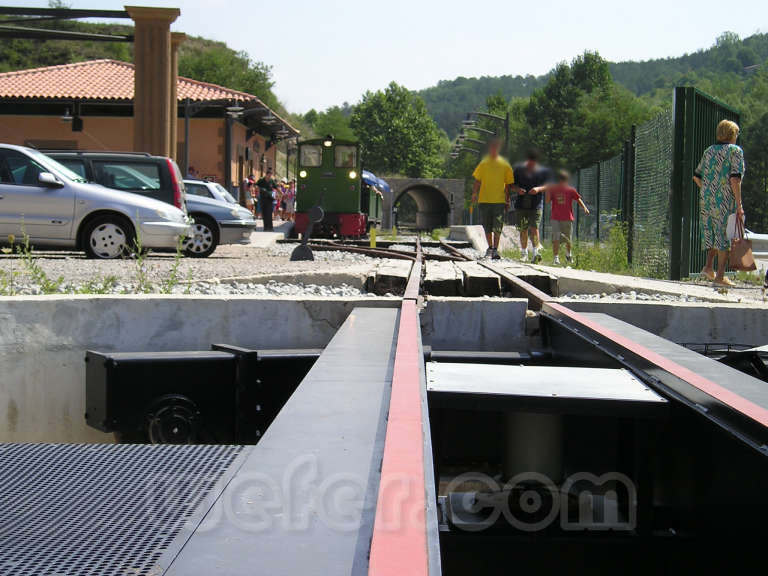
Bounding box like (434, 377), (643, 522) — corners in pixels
(745, 229), (768, 256)
(0, 144), (191, 258)
(183, 179), (257, 257)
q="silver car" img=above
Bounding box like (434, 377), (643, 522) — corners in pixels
(0, 144), (191, 259)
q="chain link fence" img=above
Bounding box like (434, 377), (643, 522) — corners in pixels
(569, 90), (733, 280)
(571, 109), (674, 278)
(632, 110), (674, 278)
(598, 154), (624, 241)
(459, 88), (737, 279)
(576, 165), (599, 242)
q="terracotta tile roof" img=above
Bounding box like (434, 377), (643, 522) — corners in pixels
(0, 59), (260, 103)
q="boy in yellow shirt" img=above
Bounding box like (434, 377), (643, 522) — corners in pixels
(472, 139), (515, 259)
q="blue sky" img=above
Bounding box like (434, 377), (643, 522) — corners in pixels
(11, 0), (768, 112)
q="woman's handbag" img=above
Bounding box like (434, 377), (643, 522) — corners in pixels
(729, 217), (757, 271)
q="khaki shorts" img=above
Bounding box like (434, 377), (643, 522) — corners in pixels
(515, 209), (542, 231)
(479, 203), (506, 234)
(551, 220), (573, 243)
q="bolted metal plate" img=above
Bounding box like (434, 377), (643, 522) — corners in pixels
(0, 443), (245, 576)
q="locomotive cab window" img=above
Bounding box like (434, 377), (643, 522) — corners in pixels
(334, 146), (356, 168)
(301, 145), (322, 167)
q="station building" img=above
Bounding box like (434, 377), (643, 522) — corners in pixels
(0, 59), (298, 187)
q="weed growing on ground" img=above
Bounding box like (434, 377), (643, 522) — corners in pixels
(571, 225), (630, 275)
(76, 275), (119, 294)
(160, 236), (186, 294)
(17, 230), (64, 294)
(501, 247), (522, 260)
(733, 270), (764, 285)
(131, 217), (153, 294)
(0, 234), (16, 295)
(430, 228), (449, 241)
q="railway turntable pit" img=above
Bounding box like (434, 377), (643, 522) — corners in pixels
(1, 258), (768, 574)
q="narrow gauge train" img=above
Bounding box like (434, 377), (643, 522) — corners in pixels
(293, 136), (386, 238)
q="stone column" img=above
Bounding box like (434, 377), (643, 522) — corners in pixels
(169, 32), (186, 161)
(126, 6), (180, 157)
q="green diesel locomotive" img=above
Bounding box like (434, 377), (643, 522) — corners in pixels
(294, 136), (385, 237)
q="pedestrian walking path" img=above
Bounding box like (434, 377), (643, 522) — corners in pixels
(247, 220), (293, 248)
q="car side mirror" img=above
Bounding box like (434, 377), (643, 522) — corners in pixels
(38, 172), (63, 188)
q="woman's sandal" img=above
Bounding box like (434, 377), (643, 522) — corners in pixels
(713, 277), (735, 288)
(700, 268), (716, 282)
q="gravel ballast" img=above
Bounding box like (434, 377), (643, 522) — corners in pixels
(0, 242), (387, 296)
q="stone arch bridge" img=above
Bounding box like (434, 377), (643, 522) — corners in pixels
(382, 178), (465, 230)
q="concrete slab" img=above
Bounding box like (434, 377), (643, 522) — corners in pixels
(197, 265), (373, 289)
(501, 263), (558, 295)
(531, 264), (747, 303)
(367, 260), (413, 295)
(456, 261), (501, 297)
(424, 261), (462, 296)
(448, 225), (520, 254)
(449, 225), (488, 252)
(247, 220), (291, 247)
(0, 295), (400, 443)
(421, 297), (528, 351)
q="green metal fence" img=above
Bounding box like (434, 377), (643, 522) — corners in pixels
(576, 165), (599, 241)
(671, 87), (741, 279)
(598, 154), (624, 241)
(566, 86), (739, 279)
(632, 109), (674, 278)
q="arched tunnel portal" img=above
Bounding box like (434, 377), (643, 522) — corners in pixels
(394, 185), (450, 230)
(383, 178), (465, 230)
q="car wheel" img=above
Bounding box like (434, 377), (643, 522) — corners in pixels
(184, 216), (218, 258)
(83, 215), (133, 259)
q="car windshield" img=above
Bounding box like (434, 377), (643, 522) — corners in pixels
(214, 183), (238, 204)
(32, 149), (88, 183)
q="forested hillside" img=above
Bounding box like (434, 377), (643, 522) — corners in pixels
(419, 75), (547, 138)
(0, 17), (284, 113)
(419, 32), (768, 136)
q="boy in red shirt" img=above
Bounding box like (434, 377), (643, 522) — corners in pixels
(545, 170), (589, 265)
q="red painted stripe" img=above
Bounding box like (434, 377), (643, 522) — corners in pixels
(369, 300), (428, 576)
(547, 302), (768, 427)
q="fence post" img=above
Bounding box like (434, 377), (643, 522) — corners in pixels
(624, 125), (636, 266)
(575, 169), (580, 242)
(595, 162), (601, 245)
(670, 87), (689, 280)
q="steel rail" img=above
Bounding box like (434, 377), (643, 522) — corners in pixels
(403, 237), (423, 301)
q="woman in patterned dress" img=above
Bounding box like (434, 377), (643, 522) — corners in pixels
(693, 120), (745, 287)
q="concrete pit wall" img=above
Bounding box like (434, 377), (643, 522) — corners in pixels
(560, 300), (768, 347)
(0, 295), (399, 443)
(421, 297), (529, 351)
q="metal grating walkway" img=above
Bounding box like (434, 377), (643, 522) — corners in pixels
(0, 443), (244, 576)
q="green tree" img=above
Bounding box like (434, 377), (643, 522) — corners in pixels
(525, 52), (615, 165)
(350, 82), (448, 177)
(564, 85), (654, 168)
(178, 39), (279, 110)
(302, 106), (355, 140)
(522, 51), (652, 168)
(742, 111), (768, 230)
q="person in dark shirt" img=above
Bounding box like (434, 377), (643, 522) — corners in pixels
(512, 149), (553, 263)
(256, 169), (276, 231)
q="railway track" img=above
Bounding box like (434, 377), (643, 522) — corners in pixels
(281, 236), (555, 303)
